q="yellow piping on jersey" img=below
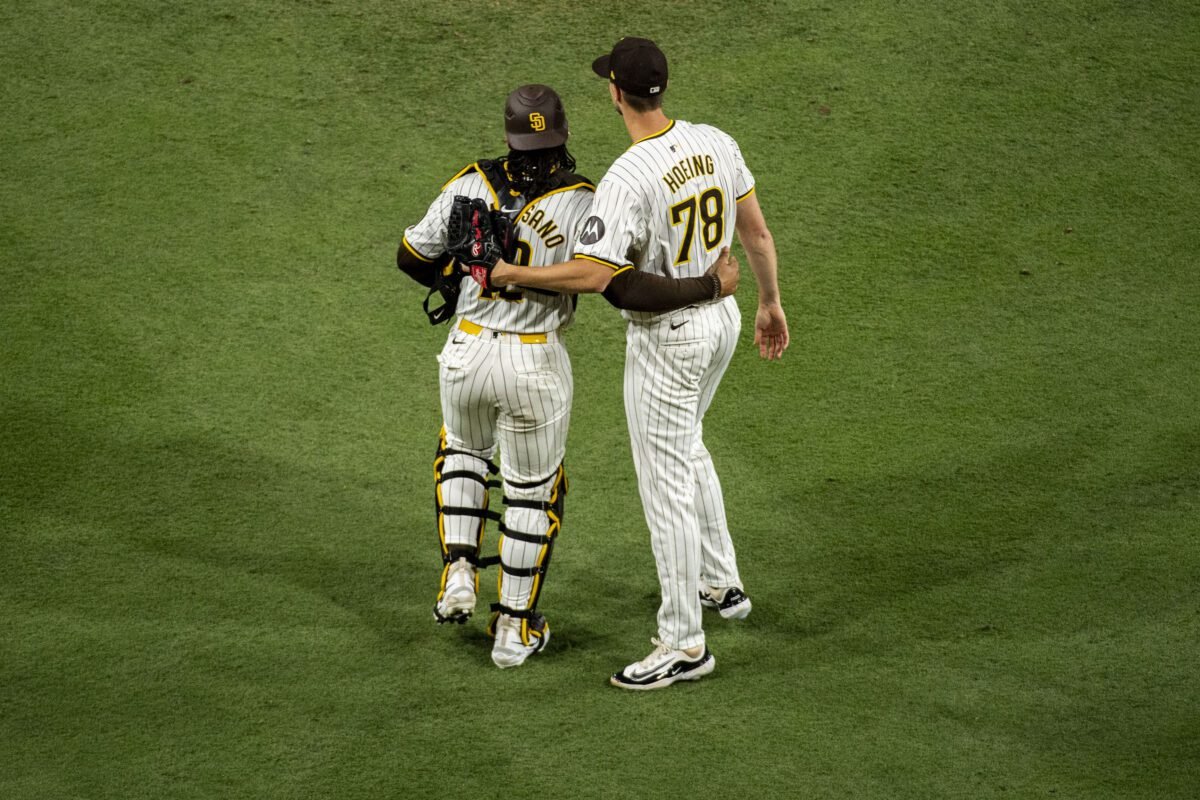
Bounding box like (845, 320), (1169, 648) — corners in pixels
(440, 163), (477, 190)
(401, 236), (435, 263)
(521, 181), (596, 213)
(736, 185), (757, 203)
(630, 119), (676, 147)
(441, 162), (501, 209)
(575, 253), (630, 271)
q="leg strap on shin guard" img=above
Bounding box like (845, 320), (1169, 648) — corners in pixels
(494, 464), (567, 606)
(485, 607), (549, 649)
(485, 464), (566, 648)
(488, 603), (541, 620)
(434, 429), (502, 569)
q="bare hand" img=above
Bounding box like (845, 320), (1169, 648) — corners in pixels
(490, 259), (513, 285)
(705, 246), (740, 297)
(464, 258), (513, 288)
(754, 303), (789, 360)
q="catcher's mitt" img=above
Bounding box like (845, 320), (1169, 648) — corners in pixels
(490, 209), (516, 261)
(447, 195), (505, 291)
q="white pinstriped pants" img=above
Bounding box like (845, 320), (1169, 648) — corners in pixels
(624, 296), (743, 651)
(438, 325), (572, 611)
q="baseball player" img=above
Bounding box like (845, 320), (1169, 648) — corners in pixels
(397, 84), (740, 669)
(477, 40), (789, 689)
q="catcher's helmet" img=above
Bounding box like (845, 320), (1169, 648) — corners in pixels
(505, 84), (568, 150)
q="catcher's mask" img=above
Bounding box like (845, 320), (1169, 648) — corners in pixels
(504, 145), (576, 197)
(504, 84), (568, 150)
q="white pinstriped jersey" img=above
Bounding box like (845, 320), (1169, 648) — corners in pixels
(572, 119), (755, 315)
(403, 163), (595, 334)
(571, 118), (757, 650)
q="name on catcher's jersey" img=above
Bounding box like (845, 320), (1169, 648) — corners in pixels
(573, 120), (755, 294)
(403, 162), (595, 334)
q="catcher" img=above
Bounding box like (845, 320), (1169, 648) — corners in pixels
(396, 84), (738, 669)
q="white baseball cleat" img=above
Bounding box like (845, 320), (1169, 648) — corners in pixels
(433, 558), (477, 624)
(490, 613), (550, 669)
(609, 638), (715, 690)
(699, 582), (752, 620)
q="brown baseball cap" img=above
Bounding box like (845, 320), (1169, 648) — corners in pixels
(591, 37), (668, 98)
(504, 84), (569, 150)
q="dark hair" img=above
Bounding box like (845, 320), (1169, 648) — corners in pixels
(623, 92), (664, 113)
(504, 144), (577, 196)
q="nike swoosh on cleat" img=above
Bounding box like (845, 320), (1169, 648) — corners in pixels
(627, 656), (706, 683)
(630, 663), (680, 682)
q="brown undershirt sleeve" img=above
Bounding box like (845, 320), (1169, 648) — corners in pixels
(601, 269), (718, 313)
(396, 244), (446, 288)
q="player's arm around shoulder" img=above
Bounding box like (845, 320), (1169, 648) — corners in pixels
(734, 190), (789, 360)
(601, 248), (739, 312)
(490, 186), (620, 294)
(490, 256), (617, 294)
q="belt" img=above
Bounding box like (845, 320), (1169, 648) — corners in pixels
(458, 319), (551, 344)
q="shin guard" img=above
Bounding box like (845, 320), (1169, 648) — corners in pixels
(487, 464), (567, 648)
(433, 428), (501, 615)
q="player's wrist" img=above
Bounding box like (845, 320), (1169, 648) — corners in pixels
(492, 260), (513, 283)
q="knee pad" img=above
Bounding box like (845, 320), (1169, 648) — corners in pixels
(434, 428), (501, 569)
(489, 464), (567, 628)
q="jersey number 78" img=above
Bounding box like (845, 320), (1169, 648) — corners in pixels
(668, 188), (725, 267)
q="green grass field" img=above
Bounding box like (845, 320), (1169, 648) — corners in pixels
(3, 1), (1198, 797)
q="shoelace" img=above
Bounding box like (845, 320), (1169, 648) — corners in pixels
(635, 638), (676, 669)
